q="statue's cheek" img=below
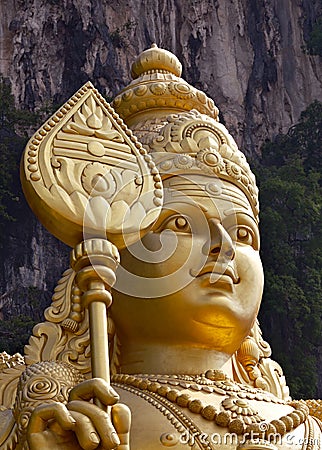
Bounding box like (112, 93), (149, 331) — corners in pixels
(235, 248), (263, 312)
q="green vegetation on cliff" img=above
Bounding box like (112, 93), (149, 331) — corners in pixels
(257, 101), (322, 399)
(0, 77), (39, 353)
(306, 18), (322, 56)
(0, 76), (37, 233)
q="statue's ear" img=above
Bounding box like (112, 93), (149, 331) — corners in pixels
(21, 82), (163, 249)
(233, 320), (291, 401)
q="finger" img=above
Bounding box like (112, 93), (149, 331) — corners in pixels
(68, 400), (120, 449)
(111, 404), (131, 450)
(69, 410), (100, 450)
(27, 403), (76, 434)
(69, 378), (119, 406)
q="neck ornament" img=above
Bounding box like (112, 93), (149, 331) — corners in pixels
(112, 371), (309, 441)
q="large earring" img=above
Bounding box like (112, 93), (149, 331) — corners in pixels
(236, 336), (269, 391)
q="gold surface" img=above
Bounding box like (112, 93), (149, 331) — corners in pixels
(21, 82), (163, 248)
(112, 44), (219, 126)
(71, 238), (120, 385)
(0, 45), (321, 449)
(112, 176), (263, 373)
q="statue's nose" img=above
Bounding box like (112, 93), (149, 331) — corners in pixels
(202, 219), (235, 260)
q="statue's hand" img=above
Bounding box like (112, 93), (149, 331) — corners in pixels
(27, 378), (131, 450)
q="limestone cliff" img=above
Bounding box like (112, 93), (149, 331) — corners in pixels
(1, 0), (321, 154)
(0, 0), (321, 390)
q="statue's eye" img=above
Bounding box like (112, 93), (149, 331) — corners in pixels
(226, 213), (260, 250)
(159, 215), (191, 233)
(236, 226), (258, 249)
(237, 227), (251, 241)
(174, 217), (189, 230)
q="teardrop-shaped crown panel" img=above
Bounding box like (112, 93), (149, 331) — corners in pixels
(21, 82), (163, 248)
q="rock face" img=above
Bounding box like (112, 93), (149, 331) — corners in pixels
(0, 0), (321, 154)
(0, 0), (321, 388)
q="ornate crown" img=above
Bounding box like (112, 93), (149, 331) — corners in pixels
(112, 44), (219, 124)
(112, 45), (259, 221)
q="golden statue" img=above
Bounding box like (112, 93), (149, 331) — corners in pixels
(0, 45), (321, 450)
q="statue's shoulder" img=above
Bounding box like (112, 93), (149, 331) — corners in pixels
(0, 359), (85, 449)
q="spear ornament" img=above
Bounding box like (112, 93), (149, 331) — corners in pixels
(21, 82), (163, 386)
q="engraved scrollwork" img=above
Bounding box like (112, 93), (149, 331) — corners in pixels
(150, 82), (167, 96)
(145, 110), (259, 220)
(44, 268), (75, 323)
(134, 85), (148, 96)
(81, 162), (116, 198)
(196, 148), (225, 174)
(0, 362), (26, 410)
(22, 376), (60, 402)
(221, 397), (264, 424)
(112, 45), (219, 122)
(226, 161), (242, 180)
(233, 320), (291, 401)
(21, 82), (163, 249)
(24, 322), (68, 367)
(173, 154), (194, 170)
(168, 81), (194, 99)
(62, 95), (124, 143)
(12, 361), (84, 443)
(60, 314), (91, 375)
(25, 302), (91, 376)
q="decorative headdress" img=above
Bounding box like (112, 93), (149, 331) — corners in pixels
(112, 44), (259, 222)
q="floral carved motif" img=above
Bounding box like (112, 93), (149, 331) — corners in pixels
(21, 82), (163, 248)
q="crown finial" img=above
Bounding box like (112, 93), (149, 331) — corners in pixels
(112, 46), (218, 125)
(131, 44), (182, 79)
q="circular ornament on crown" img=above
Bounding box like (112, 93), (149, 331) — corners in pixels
(168, 82), (194, 99)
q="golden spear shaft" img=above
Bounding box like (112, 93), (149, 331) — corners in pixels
(71, 239), (120, 389)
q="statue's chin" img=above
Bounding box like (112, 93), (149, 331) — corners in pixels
(190, 308), (252, 355)
(111, 281), (257, 356)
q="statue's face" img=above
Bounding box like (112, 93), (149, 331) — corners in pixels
(112, 174), (263, 355)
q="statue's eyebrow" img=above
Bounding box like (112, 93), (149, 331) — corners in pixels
(161, 201), (209, 213)
(168, 181), (249, 208)
(223, 208), (257, 224)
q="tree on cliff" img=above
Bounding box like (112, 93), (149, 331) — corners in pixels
(307, 17), (322, 56)
(257, 101), (322, 399)
(0, 76), (39, 352)
(0, 76), (37, 230)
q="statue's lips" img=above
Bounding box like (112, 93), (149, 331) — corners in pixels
(190, 264), (239, 285)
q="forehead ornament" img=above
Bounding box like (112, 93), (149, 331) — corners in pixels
(206, 182), (222, 196)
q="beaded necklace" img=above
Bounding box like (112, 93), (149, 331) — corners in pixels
(112, 370), (309, 442)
